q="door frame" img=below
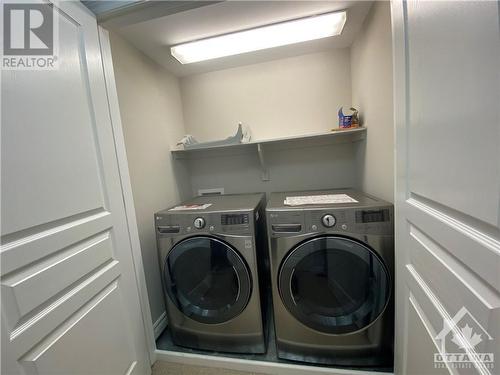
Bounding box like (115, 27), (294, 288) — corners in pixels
(391, 1), (408, 373)
(98, 27), (157, 364)
(96, 7), (402, 373)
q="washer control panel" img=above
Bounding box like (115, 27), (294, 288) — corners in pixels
(298, 207), (393, 236)
(156, 210), (254, 237)
(193, 217), (206, 229)
(321, 214), (336, 228)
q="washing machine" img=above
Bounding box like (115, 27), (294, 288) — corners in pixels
(155, 193), (269, 353)
(266, 189), (394, 366)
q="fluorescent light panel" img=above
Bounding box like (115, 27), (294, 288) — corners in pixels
(171, 11), (347, 64)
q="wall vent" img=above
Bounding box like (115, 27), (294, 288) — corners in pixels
(198, 188), (225, 196)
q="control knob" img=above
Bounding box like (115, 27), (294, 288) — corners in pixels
(321, 214), (336, 228)
(193, 217), (206, 229)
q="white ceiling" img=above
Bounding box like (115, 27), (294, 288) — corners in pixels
(112, 1), (373, 77)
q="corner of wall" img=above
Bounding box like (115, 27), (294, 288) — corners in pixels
(108, 31), (191, 325)
(349, 1), (395, 203)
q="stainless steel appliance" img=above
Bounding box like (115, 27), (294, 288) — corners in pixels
(155, 193), (269, 353)
(266, 189), (394, 366)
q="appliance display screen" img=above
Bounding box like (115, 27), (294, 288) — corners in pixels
(221, 214), (249, 226)
(356, 209), (390, 223)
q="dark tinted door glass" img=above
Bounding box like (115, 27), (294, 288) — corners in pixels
(279, 236), (390, 334)
(164, 236), (251, 324)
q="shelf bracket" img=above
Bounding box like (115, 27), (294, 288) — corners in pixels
(257, 143), (270, 181)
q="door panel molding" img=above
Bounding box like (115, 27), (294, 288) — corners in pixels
(407, 195), (500, 275)
(407, 266), (449, 341)
(405, 1), (500, 228)
(406, 268), (490, 375)
(1, 210), (111, 276)
(408, 194), (500, 240)
(0, 208), (109, 247)
(409, 225), (500, 313)
(1, 6), (108, 236)
(9, 261), (120, 351)
(2, 232), (113, 323)
(406, 294), (453, 375)
(19, 282), (137, 375)
(20, 281), (119, 363)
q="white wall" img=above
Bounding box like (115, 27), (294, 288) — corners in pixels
(351, 1), (394, 202)
(180, 49), (352, 141)
(180, 49), (360, 196)
(188, 142), (360, 197)
(109, 33), (190, 326)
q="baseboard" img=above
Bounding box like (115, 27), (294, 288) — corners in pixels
(153, 311), (168, 340)
(155, 349), (393, 375)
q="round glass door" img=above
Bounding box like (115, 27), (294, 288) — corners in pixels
(278, 236), (390, 334)
(164, 236), (251, 324)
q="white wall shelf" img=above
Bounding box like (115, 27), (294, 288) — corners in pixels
(171, 127), (366, 181)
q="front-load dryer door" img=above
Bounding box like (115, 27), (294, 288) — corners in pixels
(164, 236), (252, 324)
(278, 236), (390, 334)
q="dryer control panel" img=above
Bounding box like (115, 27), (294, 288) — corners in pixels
(268, 206), (393, 237)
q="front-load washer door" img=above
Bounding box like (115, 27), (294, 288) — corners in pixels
(164, 236), (252, 324)
(278, 236), (390, 334)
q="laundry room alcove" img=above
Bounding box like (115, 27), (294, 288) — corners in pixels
(89, 0), (395, 373)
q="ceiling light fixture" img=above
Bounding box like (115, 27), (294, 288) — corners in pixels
(170, 11), (347, 64)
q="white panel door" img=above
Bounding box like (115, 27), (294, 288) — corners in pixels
(1, 2), (150, 375)
(392, 1), (499, 375)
